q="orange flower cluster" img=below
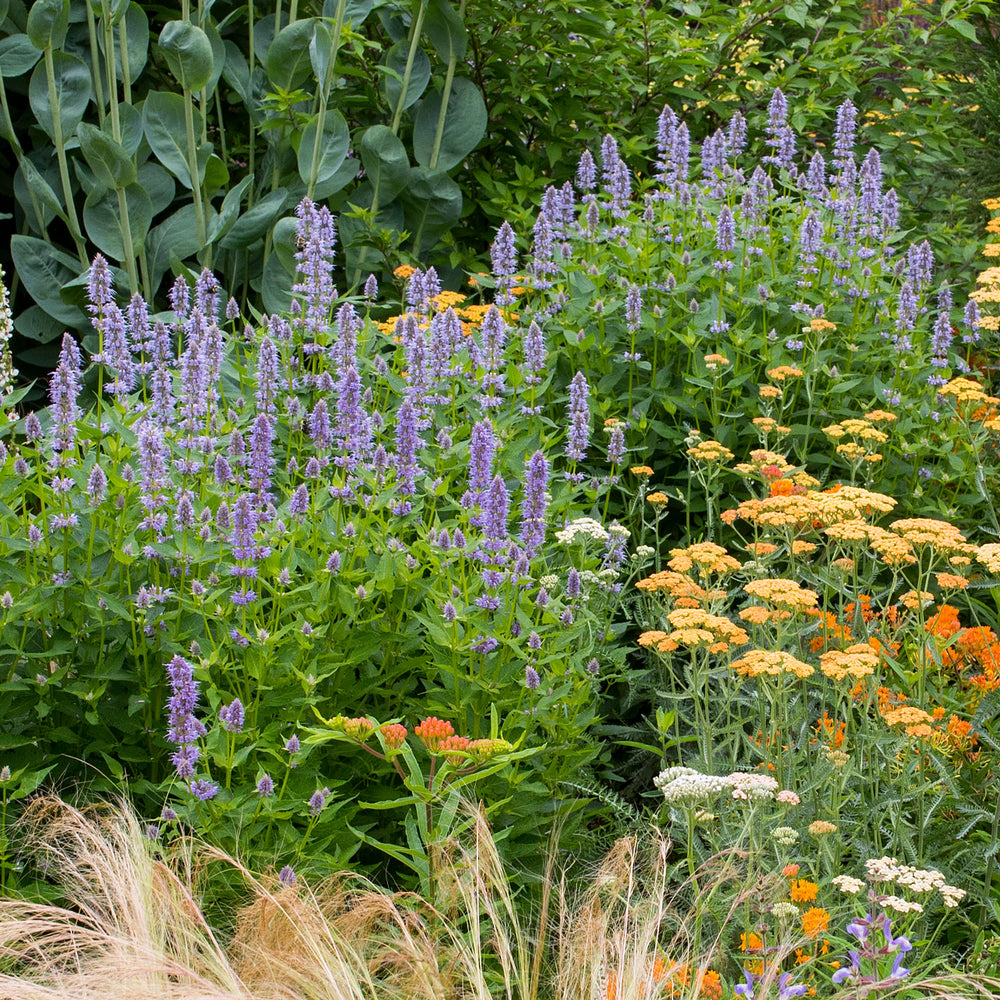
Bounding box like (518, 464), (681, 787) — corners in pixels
(744, 578), (819, 611)
(635, 570), (726, 608)
(732, 649), (814, 679)
(790, 879), (819, 902)
(380, 723), (408, 749)
(686, 438), (735, 463)
(814, 712), (846, 748)
(604, 963), (722, 1000)
(801, 907), (830, 939)
(414, 716), (455, 752)
(819, 645), (878, 682)
(651, 609), (750, 653)
(667, 541), (741, 577)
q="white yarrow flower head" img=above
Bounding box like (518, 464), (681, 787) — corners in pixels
(832, 875), (865, 894)
(555, 517), (610, 545)
(654, 766), (732, 806)
(772, 826), (799, 846)
(729, 771), (779, 800)
(865, 856), (902, 883)
(881, 895), (924, 915)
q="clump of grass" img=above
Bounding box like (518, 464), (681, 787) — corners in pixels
(2, 796), (998, 1000)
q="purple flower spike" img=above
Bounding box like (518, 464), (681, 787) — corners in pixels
(519, 451), (549, 559)
(219, 698), (245, 733)
(565, 371), (591, 462)
(491, 221), (517, 306)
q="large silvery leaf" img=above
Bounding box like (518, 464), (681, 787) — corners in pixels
(359, 125), (409, 206)
(261, 254), (294, 314)
(423, 0), (466, 62)
(323, 0), (374, 25)
(399, 166), (461, 250)
(222, 39), (250, 102)
(28, 50), (92, 141)
(147, 204), (205, 287)
(204, 22), (226, 96)
(98, 3), (148, 82)
(10, 235), (85, 325)
(297, 110), (349, 188)
(412, 76), (485, 171)
(380, 40), (429, 113)
(0, 34), (42, 76)
(266, 19), (316, 91)
(15, 156), (66, 230)
(219, 187), (289, 249)
(158, 21), (214, 92)
(77, 122), (136, 189)
(143, 90), (209, 188)
(137, 161), (175, 216)
(26, 0), (69, 50)
(83, 184), (152, 259)
(207, 174), (252, 243)
(108, 100), (144, 156)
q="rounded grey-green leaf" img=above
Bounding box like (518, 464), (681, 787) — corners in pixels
(136, 160), (175, 216)
(262, 253), (294, 314)
(15, 156), (66, 229)
(0, 0), (10, 24)
(26, 0), (69, 51)
(323, 0), (374, 26)
(423, 0), (466, 63)
(266, 18), (316, 92)
(297, 109), (349, 187)
(220, 187), (290, 250)
(399, 165), (462, 245)
(10, 235), (86, 325)
(13, 304), (65, 344)
(83, 184), (152, 259)
(158, 20), (214, 93)
(381, 40), (429, 113)
(147, 204), (204, 288)
(28, 49), (92, 140)
(77, 122), (136, 189)
(97, 3), (148, 83)
(111, 99), (144, 156)
(412, 76), (486, 172)
(90, 0), (129, 25)
(312, 153), (357, 200)
(359, 124), (410, 206)
(271, 215), (300, 273)
(0, 35), (43, 76)
(143, 90), (203, 188)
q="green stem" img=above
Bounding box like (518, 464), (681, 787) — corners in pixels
(428, 0), (466, 170)
(306, 0), (347, 199)
(390, 0), (428, 135)
(44, 48), (88, 266)
(118, 14), (132, 105)
(182, 88), (208, 251)
(86, 4), (106, 128)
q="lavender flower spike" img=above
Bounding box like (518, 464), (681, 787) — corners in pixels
(165, 655), (206, 780)
(565, 371), (591, 462)
(519, 451), (549, 559)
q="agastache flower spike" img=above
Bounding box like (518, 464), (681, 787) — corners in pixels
(519, 451), (549, 559)
(49, 334), (82, 458)
(165, 654), (206, 780)
(565, 371), (591, 462)
(255, 337), (279, 419)
(491, 221), (518, 306)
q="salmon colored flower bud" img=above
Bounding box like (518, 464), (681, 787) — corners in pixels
(380, 723), (407, 750)
(415, 716), (455, 752)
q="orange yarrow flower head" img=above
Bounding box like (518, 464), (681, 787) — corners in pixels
(415, 716), (456, 752)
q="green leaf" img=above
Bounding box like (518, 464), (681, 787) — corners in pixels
(82, 184), (152, 259)
(147, 204), (204, 287)
(207, 174), (252, 243)
(158, 20), (214, 93)
(424, 0), (466, 63)
(399, 165), (461, 248)
(261, 253), (294, 314)
(28, 49), (92, 141)
(10, 235), (85, 326)
(783, 0), (810, 27)
(270, 215), (299, 272)
(203, 21), (226, 96)
(323, 0), (374, 26)
(108, 99), (144, 155)
(143, 90), (208, 189)
(412, 76), (486, 171)
(77, 122), (136, 189)
(312, 153), (358, 199)
(360, 124), (410, 205)
(950, 18), (978, 42)
(136, 161), (175, 216)
(26, 0), (69, 50)
(381, 40), (429, 112)
(219, 187), (289, 249)
(297, 109), (349, 188)
(98, 2), (148, 83)
(16, 156), (67, 226)
(0, 34), (43, 76)
(221, 39), (251, 104)
(266, 18), (316, 92)
(13, 304), (64, 343)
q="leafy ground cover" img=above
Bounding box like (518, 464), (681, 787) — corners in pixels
(1, 22), (1000, 1000)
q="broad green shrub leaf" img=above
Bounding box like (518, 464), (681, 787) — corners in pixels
(136, 161), (175, 216)
(360, 124), (410, 205)
(16, 157), (66, 227)
(13, 304), (64, 343)
(412, 76), (486, 171)
(204, 22), (226, 96)
(221, 39), (251, 103)
(147, 204), (204, 287)
(143, 90), (209, 188)
(26, 0), (69, 50)
(0, 34), (42, 76)
(323, 0), (375, 26)
(252, 12), (290, 67)
(207, 174), (252, 243)
(28, 50), (91, 140)
(266, 19), (316, 92)
(313, 153), (358, 199)
(271, 215), (300, 272)
(381, 40), (429, 112)
(10, 235), (85, 325)
(424, 0), (466, 62)
(0, 0), (9, 22)
(310, 20), (333, 86)
(77, 122), (136, 189)
(261, 253), (294, 314)
(92, 0), (129, 24)
(82, 184), (152, 259)
(297, 110), (349, 187)
(97, 2), (148, 82)
(203, 153), (229, 194)
(219, 187), (289, 249)
(158, 21), (214, 93)
(108, 100), (144, 156)
(399, 165), (461, 247)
